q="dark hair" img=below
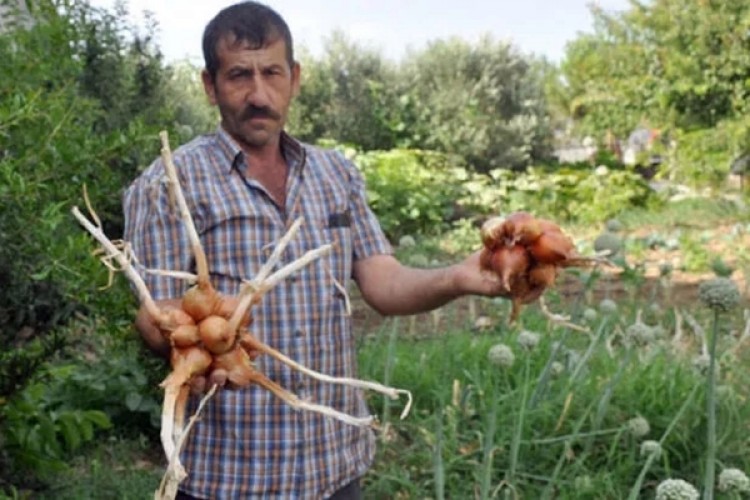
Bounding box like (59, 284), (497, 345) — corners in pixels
(202, 1), (295, 80)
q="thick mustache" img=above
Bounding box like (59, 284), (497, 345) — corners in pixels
(241, 105), (280, 121)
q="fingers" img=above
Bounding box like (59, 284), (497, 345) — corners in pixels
(245, 348), (262, 362)
(189, 375), (207, 395)
(189, 368), (229, 395)
(208, 368), (228, 388)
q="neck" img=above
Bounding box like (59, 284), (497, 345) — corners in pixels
(236, 133), (288, 209)
(241, 135), (284, 170)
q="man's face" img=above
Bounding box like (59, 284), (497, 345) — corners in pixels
(202, 36), (300, 151)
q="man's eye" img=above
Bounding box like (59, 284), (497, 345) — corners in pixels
(229, 70), (251, 79)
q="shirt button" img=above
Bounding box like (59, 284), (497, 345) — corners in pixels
(295, 329), (304, 338)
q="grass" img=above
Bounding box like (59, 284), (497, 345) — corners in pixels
(360, 307), (750, 498)
(616, 197), (747, 232)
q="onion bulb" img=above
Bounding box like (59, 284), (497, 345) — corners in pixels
(528, 263), (558, 287)
(480, 216), (506, 250)
(503, 212), (543, 245)
(528, 231), (575, 265)
(478, 211), (594, 323)
(170, 324), (201, 348)
(182, 285), (220, 322)
(491, 244), (530, 291)
(199, 315), (236, 354)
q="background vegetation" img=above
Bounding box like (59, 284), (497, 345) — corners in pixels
(1, 0), (749, 498)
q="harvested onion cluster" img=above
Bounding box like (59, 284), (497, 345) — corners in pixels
(160, 285), (258, 392)
(479, 211), (583, 321)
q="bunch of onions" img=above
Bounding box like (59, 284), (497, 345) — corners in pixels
(479, 211), (588, 321)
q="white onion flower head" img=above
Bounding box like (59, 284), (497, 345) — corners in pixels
(718, 468), (750, 492)
(605, 218), (623, 233)
(517, 330), (541, 351)
(650, 324), (666, 339)
(625, 321), (656, 347)
(716, 384), (735, 401)
(627, 415), (650, 438)
(640, 440), (662, 459)
(574, 475), (593, 492)
(550, 361), (565, 377)
(692, 354), (720, 378)
(398, 234), (416, 248)
(488, 343), (515, 368)
(655, 479), (699, 500)
(698, 277), (740, 312)
(599, 298), (618, 315)
(582, 307), (598, 323)
(594, 231), (623, 256)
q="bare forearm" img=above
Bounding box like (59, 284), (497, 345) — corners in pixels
(379, 267), (461, 315)
(354, 256), (469, 316)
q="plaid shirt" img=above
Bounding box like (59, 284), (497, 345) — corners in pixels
(122, 127), (392, 499)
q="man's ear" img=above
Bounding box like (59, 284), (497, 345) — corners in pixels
(201, 69), (217, 106)
(291, 61), (301, 98)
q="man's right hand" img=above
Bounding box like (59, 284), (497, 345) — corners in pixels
(134, 299), (183, 358)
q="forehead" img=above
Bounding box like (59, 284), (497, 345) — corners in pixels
(215, 34), (288, 69)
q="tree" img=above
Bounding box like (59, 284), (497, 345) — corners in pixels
(399, 35), (551, 172)
(561, 0), (750, 135)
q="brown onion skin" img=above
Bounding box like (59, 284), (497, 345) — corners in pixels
(162, 345), (213, 387)
(480, 216), (506, 250)
(199, 315), (236, 355)
(514, 220), (543, 246)
(212, 345), (256, 387)
(536, 218), (564, 234)
(213, 295), (253, 328)
(491, 244), (531, 290)
(238, 332), (263, 361)
(528, 231), (575, 265)
(528, 263), (558, 287)
(182, 285), (219, 322)
(170, 324), (201, 348)
(160, 308), (196, 333)
(502, 212), (538, 243)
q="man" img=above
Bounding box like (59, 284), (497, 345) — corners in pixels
(123, 2), (543, 498)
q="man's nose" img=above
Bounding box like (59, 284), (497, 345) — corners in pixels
(245, 75), (271, 107)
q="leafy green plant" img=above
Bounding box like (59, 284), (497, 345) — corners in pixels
(457, 165), (656, 224)
(1, 379), (112, 473)
(0, 329), (161, 481)
(355, 149), (469, 239)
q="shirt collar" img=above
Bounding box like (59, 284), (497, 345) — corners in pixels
(214, 125), (305, 174)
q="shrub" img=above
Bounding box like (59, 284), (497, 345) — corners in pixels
(355, 149), (471, 239)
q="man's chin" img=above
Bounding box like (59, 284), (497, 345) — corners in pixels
(237, 129), (275, 149)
